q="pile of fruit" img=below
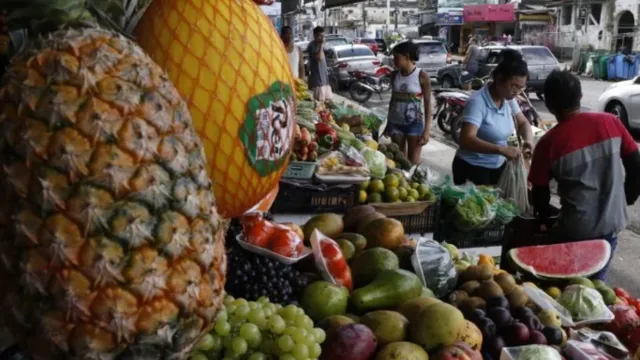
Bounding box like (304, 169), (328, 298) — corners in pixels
(444, 260), (567, 358)
(293, 208), (484, 360)
(378, 143), (412, 170)
(190, 296), (326, 359)
(291, 124), (318, 162)
(360, 173), (436, 204)
(295, 78), (312, 101)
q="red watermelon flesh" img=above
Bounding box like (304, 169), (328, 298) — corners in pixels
(509, 240), (611, 279)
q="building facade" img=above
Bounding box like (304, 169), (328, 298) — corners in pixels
(546, 0), (639, 56)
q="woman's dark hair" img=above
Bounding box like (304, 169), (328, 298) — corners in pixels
(493, 49), (528, 80)
(392, 41), (419, 62)
(543, 70), (581, 114)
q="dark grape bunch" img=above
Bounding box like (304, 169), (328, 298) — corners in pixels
(225, 243), (310, 305)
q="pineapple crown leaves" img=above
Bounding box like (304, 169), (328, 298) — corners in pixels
(5, 0), (153, 56)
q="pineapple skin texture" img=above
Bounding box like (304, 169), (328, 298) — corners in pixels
(134, 0), (296, 218)
(0, 28), (226, 359)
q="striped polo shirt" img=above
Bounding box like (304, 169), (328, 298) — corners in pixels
(528, 112), (638, 239)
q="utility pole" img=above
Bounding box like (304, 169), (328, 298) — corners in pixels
(571, 0), (583, 70)
(386, 0), (391, 33)
(362, 2), (367, 37)
(324, 0), (327, 27)
(394, 8), (399, 30)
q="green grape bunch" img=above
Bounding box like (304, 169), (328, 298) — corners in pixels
(190, 296), (326, 360)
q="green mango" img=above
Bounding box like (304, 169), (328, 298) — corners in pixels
(350, 269), (423, 313)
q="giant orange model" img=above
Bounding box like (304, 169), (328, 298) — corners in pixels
(135, 0), (296, 218)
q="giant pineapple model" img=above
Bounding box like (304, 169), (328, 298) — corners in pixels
(134, 0), (296, 218)
(0, 3), (226, 359)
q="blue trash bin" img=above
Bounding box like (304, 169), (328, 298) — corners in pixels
(622, 56), (632, 79)
(635, 55), (640, 77)
(615, 54), (625, 79)
(607, 55), (617, 80)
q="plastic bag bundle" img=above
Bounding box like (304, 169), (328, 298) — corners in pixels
(410, 238), (457, 297)
(558, 285), (612, 323)
(497, 157), (531, 215)
(451, 193), (497, 232)
(360, 148), (387, 179)
(440, 180), (469, 210)
(494, 199), (520, 225)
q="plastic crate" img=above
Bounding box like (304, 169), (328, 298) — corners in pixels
(270, 180), (359, 214)
(282, 161), (316, 179)
(434, 221), (506, 248)
(370, 200), (440, 234)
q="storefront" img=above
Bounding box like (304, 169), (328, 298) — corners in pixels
(517, 11), (556, 48)
(462, 3), (515, 50)
(436, 10), (464, 54)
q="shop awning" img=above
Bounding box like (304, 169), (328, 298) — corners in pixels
(282, 0), (371, 14)
(300, 0), (369, 9)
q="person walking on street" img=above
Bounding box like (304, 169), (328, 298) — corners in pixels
(529, 70), (640, 281)
(453, 49), (533, 186)
(281, 26), (304, 80)
(306, 26), (332, 103)
(384, 41), (432, 165)
(461, 38), (481, 90)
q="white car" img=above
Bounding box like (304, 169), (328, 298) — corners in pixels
(597, 76), (640, 129)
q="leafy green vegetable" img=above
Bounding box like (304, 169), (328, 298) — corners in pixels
(558, 285), (609, 321)
(363, 113), (384, 131)
(514, 345), (562, 360)
(361, 148), (387, 179)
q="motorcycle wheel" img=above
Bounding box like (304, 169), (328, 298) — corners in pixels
(450, 114), (464, 144)
(349, 82), (373, 103)
(437, 109), (452, 134)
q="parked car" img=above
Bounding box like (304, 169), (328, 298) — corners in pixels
(596, 76), (640, 129)
(326, 44), (381, 90)
(354, 38), (380, 54)
(324, 36), (351, 49)
(383, 39), (450, 82)
(436, 45), (559, 98)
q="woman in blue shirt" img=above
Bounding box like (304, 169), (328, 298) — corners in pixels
(453, 50), (534, 185)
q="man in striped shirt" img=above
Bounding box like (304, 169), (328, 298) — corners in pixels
(529, 70), (640, 280)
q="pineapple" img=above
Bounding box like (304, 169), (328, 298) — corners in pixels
(0, 4), (226, 360)
(134, 0), (296, 218)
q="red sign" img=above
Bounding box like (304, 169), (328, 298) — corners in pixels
(463, 4), (515, 23)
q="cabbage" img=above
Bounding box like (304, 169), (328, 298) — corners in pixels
(558, 285), (608, 321)
(515, 345), (562, 360)
(361, 148), (387, 179)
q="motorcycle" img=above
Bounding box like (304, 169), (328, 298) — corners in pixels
(433, 89), (470, 134)
(449, 89), (542, 144)
(347, 66), (393, 104)
(515, 91), (541, 128)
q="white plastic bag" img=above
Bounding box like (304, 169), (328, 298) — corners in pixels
(497, 157), (530, 215)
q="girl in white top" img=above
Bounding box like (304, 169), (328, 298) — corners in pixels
(385, 41), (432, 165)
(281, 26), (304, 79)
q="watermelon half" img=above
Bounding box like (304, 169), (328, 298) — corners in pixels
(508, 240), (611, 279)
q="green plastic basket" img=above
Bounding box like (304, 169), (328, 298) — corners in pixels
(283, 161), (317, 179)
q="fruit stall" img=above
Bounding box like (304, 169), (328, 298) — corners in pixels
(272, 80), (444, 237)
(1, 0), (639, 360)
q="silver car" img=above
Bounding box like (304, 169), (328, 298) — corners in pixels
(326, 44), (381, 89)
(383, 40), (450, 81)
(597, 76), (640, 129)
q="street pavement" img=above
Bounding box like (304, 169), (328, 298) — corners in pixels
(336, 77), (640, 296)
